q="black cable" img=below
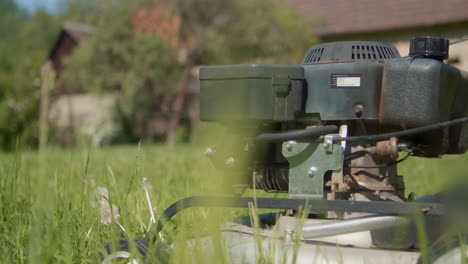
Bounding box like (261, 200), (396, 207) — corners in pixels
(256, 125), (338, 142)
(344, 152), (411, 168)
(334, 117), (468, 142)
(343, 150), (369, 162)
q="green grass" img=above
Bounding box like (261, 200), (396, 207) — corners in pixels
(0, 143), (467, 263)
(0, 144), (241, 263)
(400, 152), (468, 196)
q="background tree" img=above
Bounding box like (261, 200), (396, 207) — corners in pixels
(164, 0), (316, 144)
(0, 1), (58, 150)
(61, 1), (183, 143)
(60, 0), (316, 145)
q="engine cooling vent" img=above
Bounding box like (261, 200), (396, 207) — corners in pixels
(351, 45), (397, 60)
(302, 41), (401, 64)
(303, 47), (325, 64)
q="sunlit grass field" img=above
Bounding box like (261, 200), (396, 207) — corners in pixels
(0, 143), (467, 263)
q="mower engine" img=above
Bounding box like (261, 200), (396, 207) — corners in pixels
(196, 36), (468, 261)
(201, 36), (467, 201)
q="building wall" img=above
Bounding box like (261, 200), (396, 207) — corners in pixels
(49, 93), (119, 146)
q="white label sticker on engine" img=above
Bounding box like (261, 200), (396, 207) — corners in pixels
(337, 77), (361, 87)
(331, 74), (362, 88)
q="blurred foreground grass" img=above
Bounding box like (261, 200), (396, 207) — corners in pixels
(0, 144), (235, 263)
(0, 144), (466, 263)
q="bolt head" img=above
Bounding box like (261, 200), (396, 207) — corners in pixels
(353, 104), (364, 117)
(285, 140), (296, 151)
(307, 167), (318, 177)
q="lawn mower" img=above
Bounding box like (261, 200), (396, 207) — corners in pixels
(102, 36), (468, 263)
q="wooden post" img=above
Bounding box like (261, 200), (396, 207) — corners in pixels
(39, 61), (55, 151)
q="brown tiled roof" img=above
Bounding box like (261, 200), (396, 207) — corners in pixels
(286, 0), (468, 36)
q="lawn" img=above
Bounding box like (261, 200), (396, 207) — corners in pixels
(0, 144), (228, 263)
(0, 143), (466, 263)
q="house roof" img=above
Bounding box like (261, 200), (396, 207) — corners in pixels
(48, 22), (95, 60)
(62, 22), (95, 43)
(286, 0), (468, 36)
